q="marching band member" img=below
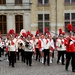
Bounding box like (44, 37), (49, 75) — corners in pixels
(0, 37), (2, 57)
(56, 29), (66, 65)
(32, 35), (36, 59)
(49, 34), (55, 64)
(17, 34), (25, 63)
(5, 36), (10, 61)
(43, 30), (50, 66)
(7, 29), (16, 67)
(35, 30), (40, 61)
(38, 34), (44, 63)
(25, 31), (35, 66)
(65, 24), (75, 72)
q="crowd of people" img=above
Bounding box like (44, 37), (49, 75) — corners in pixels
(0, 23), (75, 73)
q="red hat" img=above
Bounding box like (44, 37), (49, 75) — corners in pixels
(44, 28), (48, 33)
(31, 34), (33, 37)
(8, 29), (15, 34)
(8, 29), (15, 37)
(62, 31), (65, 35)
(22, 32), (26, 38)
(44, 28), (49, 36)
(59, 28), (63, 36)
(26, 31), (31, 37)
(36, 30), (40, 36)
(59, 28), (62, 34)
(73, 27), (75, 33)
(67, 24), (72, 32)
(20, 29), (26, 36)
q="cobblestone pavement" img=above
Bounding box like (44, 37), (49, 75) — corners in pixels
(0, 51), (75, 75)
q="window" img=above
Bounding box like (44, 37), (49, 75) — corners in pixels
(72, 13), (75, 20)
(15, 0), (22, 5)
(38, 0), (49, 6)
(38, 0), (42, 4)
(38, 14), (50, 33)
(38, 14), (43, 21)
(45, 0), (49, 4)
(65, 13), (70, 20)
(64, 0), (70, 4)
(64, 0), (75, 4)
(15, 15), (23, 33)
(64, 13), (75, 32)
(65, 0), (70, 2)
(0, 0), (6, 5)
(44, 14), (49, 21)
(0, 15), (7, 34)
(72, 0), (75, 2)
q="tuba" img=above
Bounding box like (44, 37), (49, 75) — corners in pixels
(25, 40), (33, 50)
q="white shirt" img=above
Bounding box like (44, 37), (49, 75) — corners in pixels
(43, 38), (50, 49)
(56, 39), (66, 51)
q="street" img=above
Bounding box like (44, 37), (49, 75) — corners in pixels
(0, 51), (75, 75)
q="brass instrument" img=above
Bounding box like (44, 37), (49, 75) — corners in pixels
(25, 40), (33, 50)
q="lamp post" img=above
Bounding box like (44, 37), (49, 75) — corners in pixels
(70, 0), (71, 24)
(43, 0), (44, 34)
(55, 0), (57, 36)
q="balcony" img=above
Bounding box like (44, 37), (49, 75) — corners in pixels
(0, 2), (32, 11)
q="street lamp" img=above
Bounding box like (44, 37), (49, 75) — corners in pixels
(43, 0), (44, 34)
(55, 0), (57, 36)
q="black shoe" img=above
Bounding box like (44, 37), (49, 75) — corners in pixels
(62, 63), (65, 65)
(47, 64), (50, 66)
(26, 62), (28, 65)
(29, 64), (32, 66)
(35, 59), (37, 61)
(9, 63), (11, 66)
(72, 70), (75, 72)
(12, 65), (15, 67)
(66, 68), (68, 71)
(43, 63), (45, 65)
(57, 61), (59, 64)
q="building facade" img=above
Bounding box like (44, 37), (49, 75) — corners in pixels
(0, 0), (32, 35)
(31, 0), (75, 35)
(0, 0), (75, 35)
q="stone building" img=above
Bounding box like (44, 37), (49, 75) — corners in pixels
(31, 0), (75, 35)
(0, 0), (32, 35)
(0, 0), (75, 35)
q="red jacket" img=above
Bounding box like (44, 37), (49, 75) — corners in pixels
(65, 37), (75, 52)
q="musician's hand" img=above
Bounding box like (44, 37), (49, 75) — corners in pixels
(8, 43), (10, 45)
(36, 42), (38, 44)
(20, 43), (23, 46)
(60, 45), (62, 48)
(69, 39), (72, 43)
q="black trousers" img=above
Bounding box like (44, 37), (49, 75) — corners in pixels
(21, 49), (25, 62)
(35, 48), (40, 61)
(0, 47), (2, 57)
(25, 51), (32, 66)
(57, 51), (65, 64)
(43, 49), (50, 65)
(1, 47), (4, 55)
(17, 48), (21, 60)
(8, 51), (15, 67)
(66, 52), (75, 71)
